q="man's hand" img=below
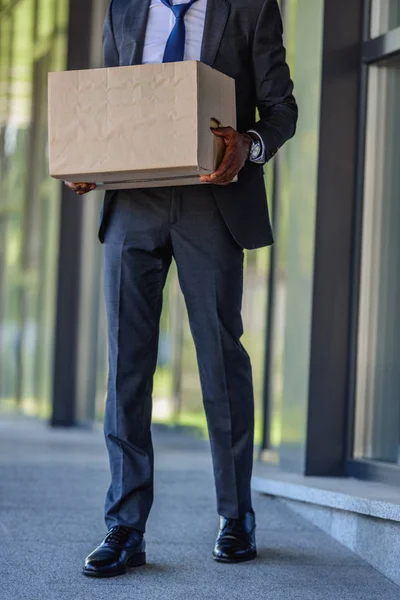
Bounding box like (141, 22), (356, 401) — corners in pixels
(200, 127), (252, 186)
(65, 181), (97, 195)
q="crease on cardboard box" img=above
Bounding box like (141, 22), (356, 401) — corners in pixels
(48, 61), (236, 189)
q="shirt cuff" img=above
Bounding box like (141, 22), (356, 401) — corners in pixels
(247, 129), (266, 164)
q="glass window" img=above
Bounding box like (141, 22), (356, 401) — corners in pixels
(354, 55), (400, 463)
(371, 0), (400, 37)
(0, 0), (68, 417)
(266, 0), (324, 454)
(242, 249), (270, 445)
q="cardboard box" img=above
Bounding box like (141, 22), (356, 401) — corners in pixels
(48, 61), (236, 190)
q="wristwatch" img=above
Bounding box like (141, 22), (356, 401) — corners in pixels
(245, 131), (263, 163)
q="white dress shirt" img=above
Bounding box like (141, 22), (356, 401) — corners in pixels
(142, 0), (208, 64)
(142, 0), (265, 163)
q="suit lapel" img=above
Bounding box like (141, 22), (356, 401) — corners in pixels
(122, 0), (151, 65)
(121, 0), (231, 67)
(200, 0), (231, 67)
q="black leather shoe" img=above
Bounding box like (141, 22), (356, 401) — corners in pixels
(82, 525), (146, 578)
(213, 510), (257, 563)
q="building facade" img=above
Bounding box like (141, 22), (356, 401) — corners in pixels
(1, 0), (400, 581)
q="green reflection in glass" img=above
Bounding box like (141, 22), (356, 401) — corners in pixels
(268, 0), (324, 453)
(371, 0), (400, 37)
(354, 57), (400, 464)
(0, 0), (69, 417)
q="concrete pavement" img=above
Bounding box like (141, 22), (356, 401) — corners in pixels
(0, 415), (398, 600)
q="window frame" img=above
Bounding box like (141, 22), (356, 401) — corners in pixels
(346, 0), (400, 484)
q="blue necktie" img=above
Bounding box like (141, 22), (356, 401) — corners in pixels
(160, 0), (199, 63)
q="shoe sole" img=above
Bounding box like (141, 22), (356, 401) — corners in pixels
(82, 552), (146, 578)
(213, 551), (257, 564)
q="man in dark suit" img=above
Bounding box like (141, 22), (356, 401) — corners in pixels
(69, 0), (297, 578)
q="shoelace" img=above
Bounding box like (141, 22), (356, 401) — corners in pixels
(105, 525), (136, 545)
(221, 518), (248, 541)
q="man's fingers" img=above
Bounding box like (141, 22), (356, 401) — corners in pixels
(213, 170), (238, 184)
(64, 181), (97, 194)
(77, 183), (93, 190)
(209, 153), (236, 179)
(201, 169), (236, 184)
(200, 157), (234, 179)
(200, 156), (240, 184)
(201, 173), (236, 185)
(210, 126), (234, 138)
(209, 165), (231, 180)
(200, 129), (248, 184)
(200, 167), (231, 183)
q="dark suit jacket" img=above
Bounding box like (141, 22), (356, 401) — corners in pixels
(99, 0), (298, 250)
